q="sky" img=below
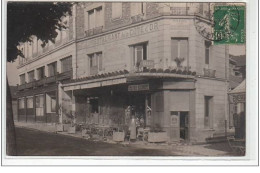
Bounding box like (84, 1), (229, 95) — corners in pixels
(6, 45), (246, 86)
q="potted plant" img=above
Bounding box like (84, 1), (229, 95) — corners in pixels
(148, 124), (168, 143)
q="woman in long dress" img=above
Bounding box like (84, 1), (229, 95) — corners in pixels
(129, 116), (136, 140)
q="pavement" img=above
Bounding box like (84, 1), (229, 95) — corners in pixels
(14, 121), (237, 156)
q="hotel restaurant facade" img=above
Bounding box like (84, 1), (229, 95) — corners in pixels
(16, 2), (230, 143)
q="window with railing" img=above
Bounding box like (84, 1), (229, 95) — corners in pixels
(27, 70), (35, 83)
(61, 56), (72, 73)
(89, 52), (102, 75)
(19, 74), (26, 85)
(132, 43), (147, 72)
(171, 38), (188, 69)
(48, 62), (57, 77)
(37, 66), (45, 80)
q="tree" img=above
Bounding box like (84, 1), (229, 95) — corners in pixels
(6, 2), (73, 155)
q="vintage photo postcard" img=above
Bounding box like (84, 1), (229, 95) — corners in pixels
(2, 0), (258, 166)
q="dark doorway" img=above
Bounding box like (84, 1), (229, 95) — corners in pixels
(180, 112), (189, 140)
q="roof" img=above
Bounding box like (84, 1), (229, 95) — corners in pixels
(229, 80), (246, 94)
(229, 75), (243, 89)
(229, 55), (246, 67)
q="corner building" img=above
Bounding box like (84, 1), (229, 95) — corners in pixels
(17, 2), (230, 143)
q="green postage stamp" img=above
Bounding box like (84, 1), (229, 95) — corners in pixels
(214, 5), (245, 44)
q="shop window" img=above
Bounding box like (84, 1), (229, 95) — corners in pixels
(88, 52), (102, 75)
(48, 62), (57, 77)
(18, 98), (25, 109)
(35, 95), (44, 116)
(27, 70), (35, 83)
(19, 74), (26, 85)
(37, 66), (45, 80)
(112, 2), (122, 19)
(205, 40), (211, 65)
(27, 97), (34, 109)
(46, 92), (56, 113)
(204, 96), (213, 128)
(171, 38), (188, 69)
(132, 43), (147, 71)
(90, 98), (99, 113)
(61, 56), (72, 73)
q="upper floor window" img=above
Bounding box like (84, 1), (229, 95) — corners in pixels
(61, 56), (72, 73)
(88, 52), (102, 75)
(48, 62), (57, 77)
(112, 3), (122, 19)
(19, 74), (26, 85)
(27, 70), (35, 83)
(37, 66), (45, 80)
(87, 6), (103, 30)
(130, 3), (145, 16)
(205, 40), (211, 64)
(132, 43), (147, 71)
(171, 38), (188, 69)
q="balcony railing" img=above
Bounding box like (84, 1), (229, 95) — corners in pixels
(85, 26), (103, 37)
(203, 68), (216, 78)
(134, 60), (155, 72)
(17, 70), (72, 91)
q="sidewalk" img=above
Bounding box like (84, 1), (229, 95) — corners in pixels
(14, 121), (235, 156)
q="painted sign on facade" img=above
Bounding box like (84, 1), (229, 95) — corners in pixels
(88, 22), (159, 47)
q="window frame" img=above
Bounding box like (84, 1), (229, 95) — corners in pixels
(88, 52), (102, 75)
(27, 70), (35, 83)
(61, 56), (72, 73)
(37, 66), (45, 80)
(19, 74), (26, 85)
(47, 62), (57, 77)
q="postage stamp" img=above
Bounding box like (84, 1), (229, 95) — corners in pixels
(213, 5), (245, 44)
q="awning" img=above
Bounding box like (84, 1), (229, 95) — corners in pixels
(62, 69), (196, 92)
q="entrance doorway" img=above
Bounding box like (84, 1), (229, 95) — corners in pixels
(180, 112), (189, 140)
(127, 93), (151, 127)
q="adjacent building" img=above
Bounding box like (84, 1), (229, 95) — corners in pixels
(16, 2), (230, 143)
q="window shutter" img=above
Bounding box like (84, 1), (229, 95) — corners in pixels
(98, 53), (102, 71)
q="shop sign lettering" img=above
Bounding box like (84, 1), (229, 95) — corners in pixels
(128, 84), (149, 91)
(88, 22), (159, 47)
